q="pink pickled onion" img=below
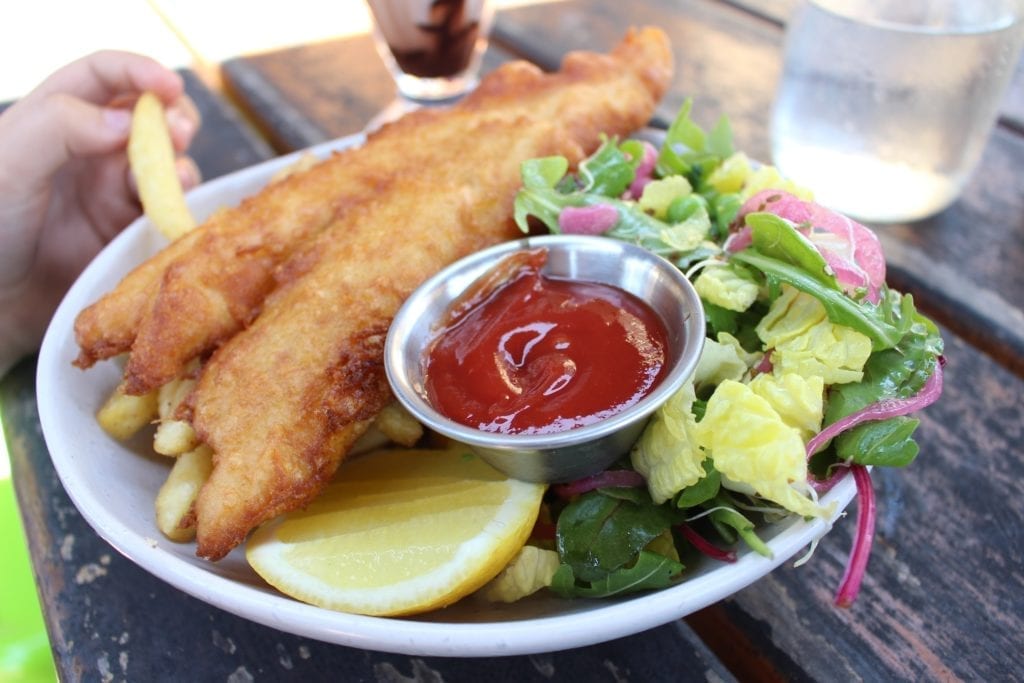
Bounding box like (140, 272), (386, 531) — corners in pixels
(834, 464), (876, 608)
(753, 352), (774, 376)
(553, 469), (645, 498)
(678, 524), (737, 563)
(558, 204), (619, 235)
(627, 141), (658, 199)
(729, 190), (887, 304)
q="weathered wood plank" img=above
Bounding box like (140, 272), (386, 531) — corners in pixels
(179, 70), (274, 178)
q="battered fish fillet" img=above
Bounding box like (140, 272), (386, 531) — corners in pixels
(75, 27), (672, 398)
(189, 27), (674, 560)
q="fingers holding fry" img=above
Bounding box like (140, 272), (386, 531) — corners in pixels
(129, 92), (195, 240)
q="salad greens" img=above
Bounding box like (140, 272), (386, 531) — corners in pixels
(489, 100), (944, 607)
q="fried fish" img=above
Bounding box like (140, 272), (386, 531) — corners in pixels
(189, 28), (673, 560)
(73, 27), (674, 560)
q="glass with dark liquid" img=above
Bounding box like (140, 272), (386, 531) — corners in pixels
(366, 0), (494, 102)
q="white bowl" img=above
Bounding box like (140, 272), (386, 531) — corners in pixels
(37, 133), (857, 657)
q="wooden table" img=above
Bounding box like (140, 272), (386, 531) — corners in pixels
(4, 1), (1023, 680)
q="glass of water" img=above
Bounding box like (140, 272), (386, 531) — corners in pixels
(771, 0), (1024, 223)
(366, 0), (495, 103)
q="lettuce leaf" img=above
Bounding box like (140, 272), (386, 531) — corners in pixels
(578, 136), (636, 196)
(822, 317), (942, 467)
(656, 98), (733, 183)
(555, 489), (676, 583)
(549, 550), (683, 599)
(835, 416), (921, 467)
(731, 248), (915, 351)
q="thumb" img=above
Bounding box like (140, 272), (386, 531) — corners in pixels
(2, 93), (133, 184)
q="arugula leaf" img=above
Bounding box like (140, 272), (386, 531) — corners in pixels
(710, 192), (743, 238)
(825, 334), (941, 424)
(691, 397), (708, 422)
(836, 416), (921, 467)
(675, 458), (721, 508)
(514, 186), (568, 233)
(655, 98), (733, 187)
(730, 248), (912, 351)
(549, 551), (683, 599)
(656, 99), (703, 177)
(556, 489), (674, 583)
(578, 137), (635, 196)
(706, 115), (735, 159)
(514, 156), (574, 232)
(820, 316), (941, 467)
(745, 212), (837, 291)
(703, 300), (738, 336)
(520, 156), (569, 190)
(708, 498), (772, 558)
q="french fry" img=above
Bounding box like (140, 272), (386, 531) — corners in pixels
(97, 381), (158, 441)
(153, 373), (199, 456)
(374, 402), (424, 447)
(154, 418), (199, 457)
(155, 444), (213, 542)
(349, 403), (424, 455)
(349, 425), (390, 456)
(128, 92), (195, 240)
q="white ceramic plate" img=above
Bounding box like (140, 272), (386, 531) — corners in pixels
(37, 134), (857, 657)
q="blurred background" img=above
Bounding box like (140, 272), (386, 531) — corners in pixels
(0, 1), (376, 102)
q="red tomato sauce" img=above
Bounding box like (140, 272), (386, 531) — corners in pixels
(424, 249), (670, 435)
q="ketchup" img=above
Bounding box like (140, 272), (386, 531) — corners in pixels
(424, 249), (670, 435)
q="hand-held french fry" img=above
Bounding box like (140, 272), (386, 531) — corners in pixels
(155, 444), (213, 542)
(97, 381), (158, 440)
(129, 92), (195, 240)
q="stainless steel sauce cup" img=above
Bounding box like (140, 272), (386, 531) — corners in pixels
(384, 234), (705, 483)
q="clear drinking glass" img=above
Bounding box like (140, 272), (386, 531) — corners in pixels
(771, 0), (1024, 223)
(366, 0), (495, 103)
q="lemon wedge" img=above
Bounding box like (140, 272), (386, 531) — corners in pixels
(246, 448), (546, 616)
